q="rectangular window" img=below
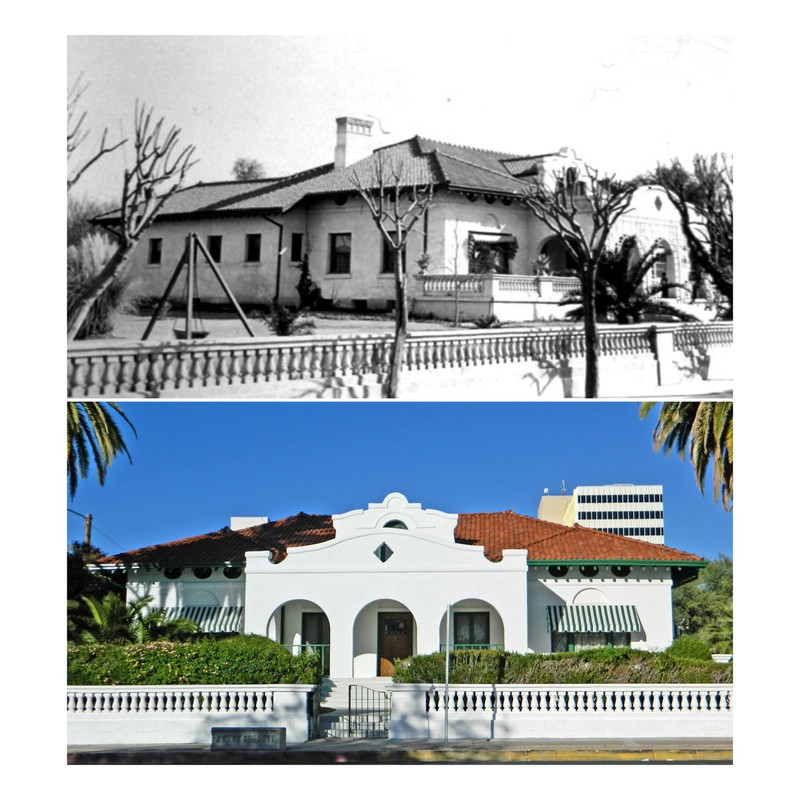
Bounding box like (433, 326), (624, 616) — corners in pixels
(290, 232), (304, 262)
(147, 238), (163, 265)
(245, 233), (261, 263)
(469, 234), (512, 274)
(207, 235), (223, 263)
(454, 612), (490, 647)
(329, 233), (352, 274)
(381, 235), (405, 274)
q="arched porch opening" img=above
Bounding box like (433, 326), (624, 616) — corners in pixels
(353, 599), (416, 678)
(538, 235), (580, 276)
(648, 239), (686, 300)
(267, 599), (331, 675)
(439, 599), (506, 652)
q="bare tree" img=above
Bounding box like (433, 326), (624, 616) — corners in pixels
(351, 154), (434, 398)
(650, 155), (733, 317)
(67, 102), (197, 340)
(67, 74), (126, 192)
(521, 164), (637, 397)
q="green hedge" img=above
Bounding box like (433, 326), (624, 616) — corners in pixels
(392, 648), (732, 685)
(67, 635), (321, 686)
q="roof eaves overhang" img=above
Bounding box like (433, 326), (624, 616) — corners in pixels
(92, 558), (248, 571)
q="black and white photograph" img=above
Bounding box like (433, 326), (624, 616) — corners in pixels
(66, 33), (733, 401)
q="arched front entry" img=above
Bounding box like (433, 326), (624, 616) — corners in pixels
(353, 599), (416, 678)
(438, 599), (506, 651)
(267, 599), (331, 675)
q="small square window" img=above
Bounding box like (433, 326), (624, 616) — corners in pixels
(245, 233), (261, 263)
(207, 235), (223, 263)
(148, 238), (163, 265)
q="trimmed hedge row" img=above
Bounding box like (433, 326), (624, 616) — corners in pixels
(392, 646), (733, 685)
(67, 635), (321, 686)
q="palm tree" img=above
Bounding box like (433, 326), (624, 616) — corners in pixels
(561, 236), (698, 324)
(78, 592), (199, 643)
(640, 402), (732, 510)
(67, 402), (136, 499)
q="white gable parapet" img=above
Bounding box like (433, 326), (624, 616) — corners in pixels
(244, 493), (529, 678)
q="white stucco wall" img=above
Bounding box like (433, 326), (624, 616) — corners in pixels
(126, 567), (245, 611)
(243, 493), (529, 678)
(526, 564), (675, 652)
(123, 208), (309, 307)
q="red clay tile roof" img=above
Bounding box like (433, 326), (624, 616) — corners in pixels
(98, 511), (702, 567)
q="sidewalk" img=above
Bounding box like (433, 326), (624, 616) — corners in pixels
(67, 737), (733, 764)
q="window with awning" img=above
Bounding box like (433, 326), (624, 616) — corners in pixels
(162, 606), (244, 634)
(468, 232), (518, 274)
(546, 604), (642, 634)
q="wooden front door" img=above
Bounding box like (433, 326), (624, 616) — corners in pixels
(377, 612), (413, 677)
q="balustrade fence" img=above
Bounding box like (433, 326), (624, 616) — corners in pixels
(389, 683), (732, 740)
(67, 684), (317, 746)
(67, 322), (732, 398)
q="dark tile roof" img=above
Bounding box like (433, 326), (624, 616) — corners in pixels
(95, 134), (543, 225)
(98, 511), (702, 568)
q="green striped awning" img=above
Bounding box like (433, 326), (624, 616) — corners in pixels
(546, 604), (642, 634)
(162, 606), (244, 634)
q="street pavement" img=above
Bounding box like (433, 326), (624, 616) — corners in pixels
(67, 736), (733, 764)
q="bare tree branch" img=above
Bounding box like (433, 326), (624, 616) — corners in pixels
(521, 162), (637, 397)
(350, 152), (434, 397)
(67, 102), (197, 340)
(67, 74), (126, 192)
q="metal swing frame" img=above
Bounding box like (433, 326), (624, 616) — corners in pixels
(141, 233), (255, 341)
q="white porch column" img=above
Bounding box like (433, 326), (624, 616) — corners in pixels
(328, 609), (355, 678)
(414, 606), (445, 657)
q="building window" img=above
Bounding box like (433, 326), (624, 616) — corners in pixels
(454, 612), (490, 647)
(290, 233), (304, 262)
(245, 233), (261, 263)
(329, 233), (352, 274)
(148, 238), (163, 265)
(468, 233), (517, 274)
(382, 235), (405, 274)
(207, 235), (223, 263)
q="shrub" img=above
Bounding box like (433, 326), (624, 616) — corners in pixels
(67, 232), (138, 339)
(392, 647), (732, 685)
(471, 313), (503, 329)
(258, 303), (316, 336)
(294, 254), (322, 310)
(67, 635), (322, 686)
(663, 635), (713, 661)
(393, 650), (506, 684)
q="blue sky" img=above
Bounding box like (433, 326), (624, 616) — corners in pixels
(67, 401), (732, 560)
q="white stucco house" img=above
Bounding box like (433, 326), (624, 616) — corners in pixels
(96, 492), (706, 680)
(96, 117), (696, 322)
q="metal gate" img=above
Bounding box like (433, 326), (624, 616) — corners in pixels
(347, 684), (391, 738)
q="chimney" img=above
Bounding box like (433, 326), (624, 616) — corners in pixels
(335, 116), (374, 169)
(230, 516), (269, 530)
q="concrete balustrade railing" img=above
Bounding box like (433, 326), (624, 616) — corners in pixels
(388, 683), (732, 740)
(67, 321), (732, 399)
(417, 274), (580, 300)
(67, 684), (317, 746)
